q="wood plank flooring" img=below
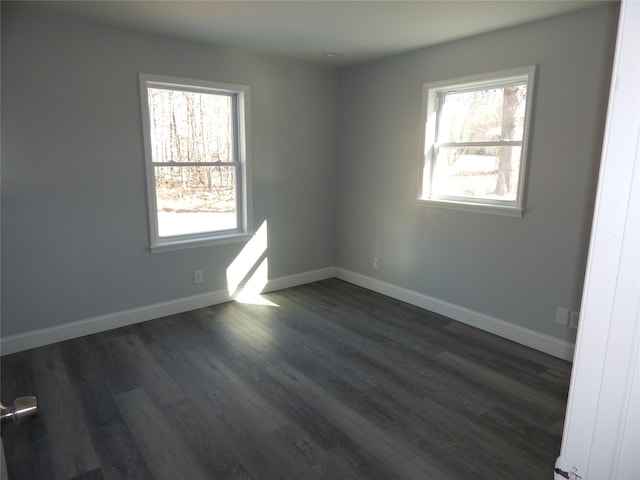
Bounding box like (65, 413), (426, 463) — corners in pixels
(1, 279), (571, 479)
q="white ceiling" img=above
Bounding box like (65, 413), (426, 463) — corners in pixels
(35, 0), (611, 66)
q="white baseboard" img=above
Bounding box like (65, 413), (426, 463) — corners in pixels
(334, 268), (575, 362)
(1, 266), (573, 361)
(0, 267), (336, 356)
(264, 267), (336, 293)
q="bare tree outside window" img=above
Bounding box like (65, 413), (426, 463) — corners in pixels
(145, 86), (240, 238)
(421, 67), (534, 214)
(434, 84), (527, 200)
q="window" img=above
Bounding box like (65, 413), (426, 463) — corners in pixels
(419, 67), (535, 216)
(139, 74), (251, 250)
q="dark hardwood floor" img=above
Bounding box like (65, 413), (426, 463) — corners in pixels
(1, 279), (571, 479)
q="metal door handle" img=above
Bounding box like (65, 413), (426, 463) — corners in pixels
(0, 396), (38, 429)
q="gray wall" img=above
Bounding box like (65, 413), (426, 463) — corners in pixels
(1, 3), (619, 346)
(335, 4), (619, 343)
(1, 3), (338, 337)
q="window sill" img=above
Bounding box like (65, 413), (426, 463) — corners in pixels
(418, 198), (524, 217)
(150, 232), (252, 253)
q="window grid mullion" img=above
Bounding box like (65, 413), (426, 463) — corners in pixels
(435, 140), (522, 148)
(152, 161), (238, 167)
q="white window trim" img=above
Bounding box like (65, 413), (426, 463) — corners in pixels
(139, 73), (253, 252)
(418, 66), (536, 217)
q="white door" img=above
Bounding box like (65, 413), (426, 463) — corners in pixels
(555, 1), (640, 479)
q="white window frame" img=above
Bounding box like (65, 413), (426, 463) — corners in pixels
(139, 74), (252, 252)
(418, 66), (536, 217)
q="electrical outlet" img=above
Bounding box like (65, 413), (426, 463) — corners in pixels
(372, 257), (380, 270)
(556, 307), (570, 326)
(193, 270), (204, 285)
(569, 311), (579, 329)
